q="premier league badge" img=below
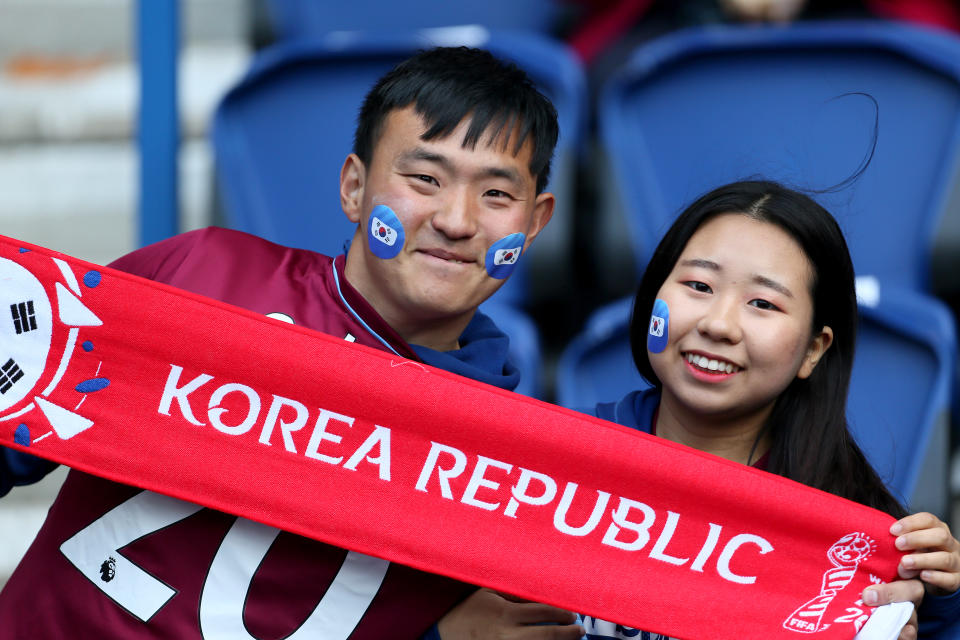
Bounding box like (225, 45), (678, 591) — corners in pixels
(647, 298), (669, 353)
(485, 233), (526, 280)
(367, 204), (404, 259)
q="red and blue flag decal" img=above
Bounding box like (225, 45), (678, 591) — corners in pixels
(485, 233), (525, 279)
(647, 298), (669, 354)
(367, 204), (404, 259)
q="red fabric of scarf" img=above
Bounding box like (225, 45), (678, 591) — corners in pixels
(0, 235), (905, 639)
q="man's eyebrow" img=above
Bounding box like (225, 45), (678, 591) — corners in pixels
(399, 148), (451, 169)
(399, 147), (526, 189)
(479, 166), (524, 189)
(679, 258), (794, 297)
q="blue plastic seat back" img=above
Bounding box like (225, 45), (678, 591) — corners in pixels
(556, 286), (956, 513)
(555, 296), (651, 410)
(265, 0), (563, 39)
(211, 28), (586, 308)
(600, 21), (960, 291)
(847, 283), (956, 513)
(480, 302), (543, 399)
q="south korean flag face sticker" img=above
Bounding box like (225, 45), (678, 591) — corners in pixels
(647, 298), (669, 354)
(367, 204), (405, 259)
(485, 233), (526, 280)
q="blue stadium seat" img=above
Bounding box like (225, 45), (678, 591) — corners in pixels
(554, 296), (650, 409)
(265, 0), (564, 40)
(480, 302), (543, 399)
(556, 284), (957, 517)
(211, 28), (586, 309)
(597, 20), (960, 292)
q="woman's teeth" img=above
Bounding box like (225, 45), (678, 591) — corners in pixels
(686, 353), (739, 374)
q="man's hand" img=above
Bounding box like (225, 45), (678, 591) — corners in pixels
(437, 588), (584, 640)
(861, 512), (960, 640)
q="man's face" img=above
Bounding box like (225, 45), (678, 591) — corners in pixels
(340, 107), (554, 347)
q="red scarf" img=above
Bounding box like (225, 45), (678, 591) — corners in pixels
(0, 235), (909, 639)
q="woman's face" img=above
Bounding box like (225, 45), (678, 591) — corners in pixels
(649, 213), (832, 426)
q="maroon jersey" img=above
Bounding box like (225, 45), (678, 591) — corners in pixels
(0, 228), (485, 639)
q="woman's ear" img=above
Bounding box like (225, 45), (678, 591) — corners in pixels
(797, 325), (834, 380)
(340, 153), (366, 223)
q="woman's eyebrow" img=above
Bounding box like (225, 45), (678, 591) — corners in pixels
(753, 274), (794, 298)
(679, 258), (720, 271)
(680, 258), (794, 298)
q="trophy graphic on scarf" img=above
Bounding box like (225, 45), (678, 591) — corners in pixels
(784, 532), (878, 633)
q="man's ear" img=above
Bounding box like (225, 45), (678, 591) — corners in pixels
(797, 325), (834, 380)
(340, 153), (366, 223)
(522, 191), (555, 250)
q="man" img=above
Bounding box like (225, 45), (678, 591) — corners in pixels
(0, 46), (581, 639)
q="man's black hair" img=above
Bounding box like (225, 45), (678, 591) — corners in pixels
(353, 46), (559, 194)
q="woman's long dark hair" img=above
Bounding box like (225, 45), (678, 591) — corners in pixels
(630, 180), (906, 518)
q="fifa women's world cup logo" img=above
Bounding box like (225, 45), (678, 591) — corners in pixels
(783, 533), (878, 634)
